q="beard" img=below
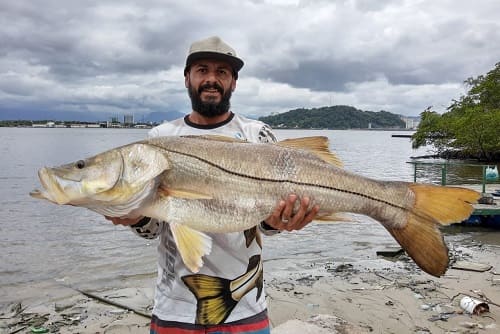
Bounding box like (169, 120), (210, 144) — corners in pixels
(188, 82), (232, 118)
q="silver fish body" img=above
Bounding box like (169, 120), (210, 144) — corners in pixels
(31, 135), (480, 276)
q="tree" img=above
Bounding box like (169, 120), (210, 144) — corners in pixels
(412, 62), (500, 161)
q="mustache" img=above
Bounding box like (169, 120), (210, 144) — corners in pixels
(198, 83), (224, 95)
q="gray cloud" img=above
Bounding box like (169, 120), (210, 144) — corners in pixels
(1, 0), (499, 120)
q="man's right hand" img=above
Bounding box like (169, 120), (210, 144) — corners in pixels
(105, 216), (144, 226)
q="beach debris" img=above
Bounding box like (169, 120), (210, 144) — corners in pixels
(0, 302), (24, 319)
(460, 321), (484, 329)
(376, 247), (404, 258)
(306, 303), (320, 310)
(30, 326), (49, 333)
(451, 261), (492, 272)
(420, 304), (431, 311)
(460, 296), (489, 315)
(470, 290), (500, 308)
(478, 193), (495, 204)
(427, 311), (455, 322)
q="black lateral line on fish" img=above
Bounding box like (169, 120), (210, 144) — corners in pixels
(154, 145), (406, 211)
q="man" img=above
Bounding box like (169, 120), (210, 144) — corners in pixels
(107, 36), (319, 333)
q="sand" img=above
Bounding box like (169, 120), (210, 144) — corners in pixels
(2, 237), (499, 334)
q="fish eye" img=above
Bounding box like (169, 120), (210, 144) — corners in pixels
(76, 160), (85, 169)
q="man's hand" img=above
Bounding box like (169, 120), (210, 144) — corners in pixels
(105, 216), (143, 226)
(264, 194), (319, 232)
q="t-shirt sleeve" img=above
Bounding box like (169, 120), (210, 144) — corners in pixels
(257, 124), (277, 143)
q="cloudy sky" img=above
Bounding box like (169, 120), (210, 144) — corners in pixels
(1, 0), (499, 120)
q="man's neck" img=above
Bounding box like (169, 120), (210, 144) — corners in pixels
(187, 111), (232, 126)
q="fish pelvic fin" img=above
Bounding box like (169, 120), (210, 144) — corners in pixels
(182, 274), (236, 325)
(387, 185), (480, 277)
(278, 136), (343, 168)
(170, 223), (212, 273)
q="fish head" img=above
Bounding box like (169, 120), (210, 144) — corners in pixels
(30, 143), (170, 214)
(30, 149), (125, 205)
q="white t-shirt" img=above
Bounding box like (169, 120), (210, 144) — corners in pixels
(133, 112), (277, 324)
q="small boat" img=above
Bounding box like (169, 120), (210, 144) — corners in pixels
(463, 215), (500, 229)
(485, 165), (499, 180)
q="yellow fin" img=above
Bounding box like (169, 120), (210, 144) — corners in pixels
(159, 186), (212, 199)
(409, 184), (480, 225)
(182, 274), (236, 325)
(278, 136), (343, 167)
(170, 223), (212, 273)
(386, 184), (480, 277)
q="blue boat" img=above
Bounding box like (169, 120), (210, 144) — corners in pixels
(463, 214), (500, 229)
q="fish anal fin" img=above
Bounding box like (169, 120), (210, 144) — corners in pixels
(159, 185), (212, 200)
(278, 136), (343, 167)
(170, 223), (212, 273)
(182, 274), (236, 325)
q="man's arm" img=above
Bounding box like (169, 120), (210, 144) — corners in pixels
(105, 216), (163, 239)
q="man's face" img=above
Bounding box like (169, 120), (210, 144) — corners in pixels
(185, 59), (237, 117)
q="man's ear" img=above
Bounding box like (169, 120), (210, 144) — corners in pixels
(231, 79), (236, 92)
(185, 75), (190, 88)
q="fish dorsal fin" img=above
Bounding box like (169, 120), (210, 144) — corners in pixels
(278, 136), (343, 168)
(182, 135), (247, 143)
(169, 223), (212, 273)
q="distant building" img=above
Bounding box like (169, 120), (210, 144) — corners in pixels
(32, 122), (55, 128)
(400, 116), (420, 129)
(124, 114), (134, 125)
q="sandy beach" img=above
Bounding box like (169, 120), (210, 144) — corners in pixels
(1, 230), (499, 334)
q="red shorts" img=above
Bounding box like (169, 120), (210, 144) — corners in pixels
(150, 310), (270, 334)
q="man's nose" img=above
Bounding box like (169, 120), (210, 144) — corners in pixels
(204, 70), (218, 83)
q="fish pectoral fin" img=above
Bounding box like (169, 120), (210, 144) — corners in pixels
(158, 186), (213, 200)
(182, 274), (236, 325)
(170, 223), (212, 273)
(277, 136), (343, 168)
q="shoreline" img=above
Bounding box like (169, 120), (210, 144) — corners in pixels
(2, 237), (499, 333)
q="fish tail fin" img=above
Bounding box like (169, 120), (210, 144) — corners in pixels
(182, 274), (236, 325)
(387, 184), (480, 277)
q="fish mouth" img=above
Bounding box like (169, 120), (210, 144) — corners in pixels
(30, 167), (71, 205)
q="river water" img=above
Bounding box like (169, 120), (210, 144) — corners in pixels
(0, 127), (498, 292)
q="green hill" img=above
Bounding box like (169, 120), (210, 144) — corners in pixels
(259, 105), (406, 129)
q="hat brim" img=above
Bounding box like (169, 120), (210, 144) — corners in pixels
(185, 51), (244, 73)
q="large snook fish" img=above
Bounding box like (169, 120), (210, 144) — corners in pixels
(30, 136), (480, 277)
